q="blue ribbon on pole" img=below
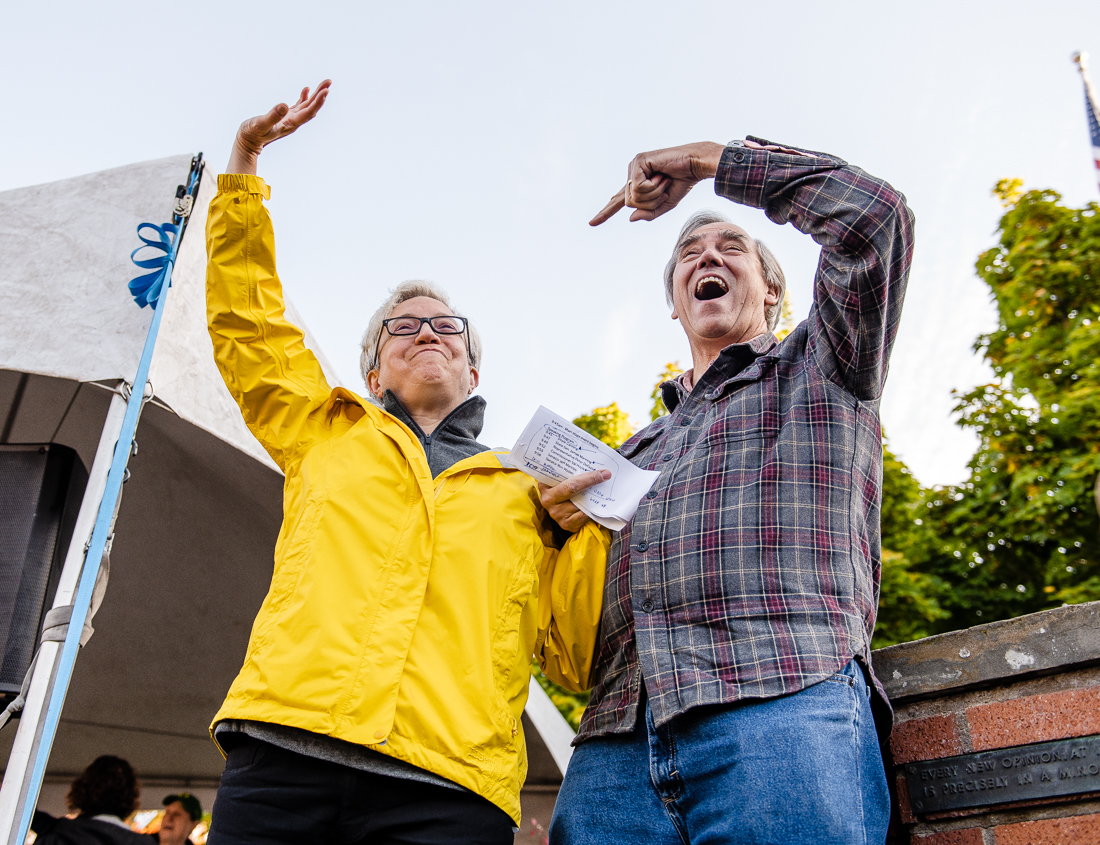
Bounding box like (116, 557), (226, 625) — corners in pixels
(128, 222), (179, 308)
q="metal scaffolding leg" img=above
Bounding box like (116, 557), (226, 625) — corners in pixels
(0, 388), (127, 844)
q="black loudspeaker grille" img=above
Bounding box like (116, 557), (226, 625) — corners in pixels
(0, 445), (85, 694)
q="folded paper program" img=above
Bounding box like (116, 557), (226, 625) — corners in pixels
(510, 406), (659, 531)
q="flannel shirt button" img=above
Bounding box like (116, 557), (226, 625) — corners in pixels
(641, 600), (654, 613)
(680, 418), (690, 426)
(637, 541), (649, 552)
(733, 151), (746, 163)
(662, 454), (672, 462)
(646, 490), (657, 499)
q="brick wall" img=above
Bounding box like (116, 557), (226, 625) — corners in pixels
(876, 602), (1100, 844)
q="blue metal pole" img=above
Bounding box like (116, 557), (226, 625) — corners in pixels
(12, 158), (203, 845)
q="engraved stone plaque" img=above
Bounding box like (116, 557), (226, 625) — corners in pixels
(906, 735), (1100, 814)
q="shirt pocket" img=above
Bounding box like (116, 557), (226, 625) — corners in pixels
(691, 423), (779, 487)
(657, 425), (780, 538)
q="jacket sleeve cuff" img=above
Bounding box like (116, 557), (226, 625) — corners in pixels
(714, 137), (845, 210)
(714, 142), (769, 209)
(217, 173), (271, 199)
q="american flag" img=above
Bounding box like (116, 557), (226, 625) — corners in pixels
(1075, 52), (1100, 193)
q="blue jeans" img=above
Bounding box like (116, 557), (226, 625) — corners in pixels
(550, 661), (888, 845)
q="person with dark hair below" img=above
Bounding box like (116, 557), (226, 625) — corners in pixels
(31, 755), (155, 844)
(153, 794), (201, 845)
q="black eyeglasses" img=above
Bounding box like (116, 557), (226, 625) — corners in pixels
(375, 315), (472, 366)
(382, 316), (468, 336)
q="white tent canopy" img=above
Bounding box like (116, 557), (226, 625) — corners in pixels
(0, 154), (339, 469)
(0, 157), (571, 830)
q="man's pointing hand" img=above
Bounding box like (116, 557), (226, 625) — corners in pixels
(590, 141), (726, 226)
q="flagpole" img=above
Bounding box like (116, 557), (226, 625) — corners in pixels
(1073, 51), (1100, 195)
(1072, 52), (1098, 110)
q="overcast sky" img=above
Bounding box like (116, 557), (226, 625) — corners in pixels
(3, 1), (1098, 486)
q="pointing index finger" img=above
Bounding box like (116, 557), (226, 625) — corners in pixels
(590, 187), (626, 226)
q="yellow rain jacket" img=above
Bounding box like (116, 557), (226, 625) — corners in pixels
(205, 174), (608, 824)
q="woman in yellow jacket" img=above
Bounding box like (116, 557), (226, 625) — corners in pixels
(205, 81), (609, 845)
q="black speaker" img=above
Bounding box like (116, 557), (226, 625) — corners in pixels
(0, 444), (88, 700)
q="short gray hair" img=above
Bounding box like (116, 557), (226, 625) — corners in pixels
(662, 210), (786, 332)
(360, 280), (483, 384)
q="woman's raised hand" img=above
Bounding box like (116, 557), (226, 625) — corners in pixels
(227, 80), (332, 175)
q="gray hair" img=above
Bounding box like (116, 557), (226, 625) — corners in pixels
(360, 280), (483, 384)
(662, 210), (786, 332)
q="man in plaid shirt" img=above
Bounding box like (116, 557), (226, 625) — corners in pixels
(545, 138), (914, 844)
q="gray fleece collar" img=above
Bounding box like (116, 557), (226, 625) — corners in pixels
(382, 390), (489, 477)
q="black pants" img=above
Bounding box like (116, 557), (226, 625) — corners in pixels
(207, 738), (515, 845)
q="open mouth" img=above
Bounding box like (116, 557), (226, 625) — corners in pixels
(694, 275), (729, 301)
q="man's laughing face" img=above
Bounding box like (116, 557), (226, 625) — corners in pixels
(670, 222), (776, 351)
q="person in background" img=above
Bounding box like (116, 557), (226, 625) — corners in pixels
(153, 794), (201, 845)
(31, 755), (155, 845)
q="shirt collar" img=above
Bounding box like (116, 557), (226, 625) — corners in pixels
(660, 332), (778, 413)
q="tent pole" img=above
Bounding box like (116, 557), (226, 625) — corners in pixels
(0, 387), (128, 844)
(525, 677), (576, 776)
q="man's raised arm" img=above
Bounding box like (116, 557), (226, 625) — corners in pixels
(591, 136), (915, 400)
(714, 137), (915, 401)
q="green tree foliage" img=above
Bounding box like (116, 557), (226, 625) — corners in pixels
(873, 441), (949, 647)
(902, 183), (1100, 631)
(649, 362), (684, 421)
(530, 659), (589, 731)
(572, 403), (636, 449)
(774, 288), (796, 341)
(874, 550), (949, 648)
(863, 183), (1100, 641)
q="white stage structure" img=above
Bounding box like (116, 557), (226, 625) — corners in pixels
(0, 156), (573, 841)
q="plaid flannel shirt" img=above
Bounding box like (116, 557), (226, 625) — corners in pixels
(576, 138), (916, 743)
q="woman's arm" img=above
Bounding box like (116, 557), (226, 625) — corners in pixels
(206, 82), (340, 470)
(535, 522), (610, 693)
